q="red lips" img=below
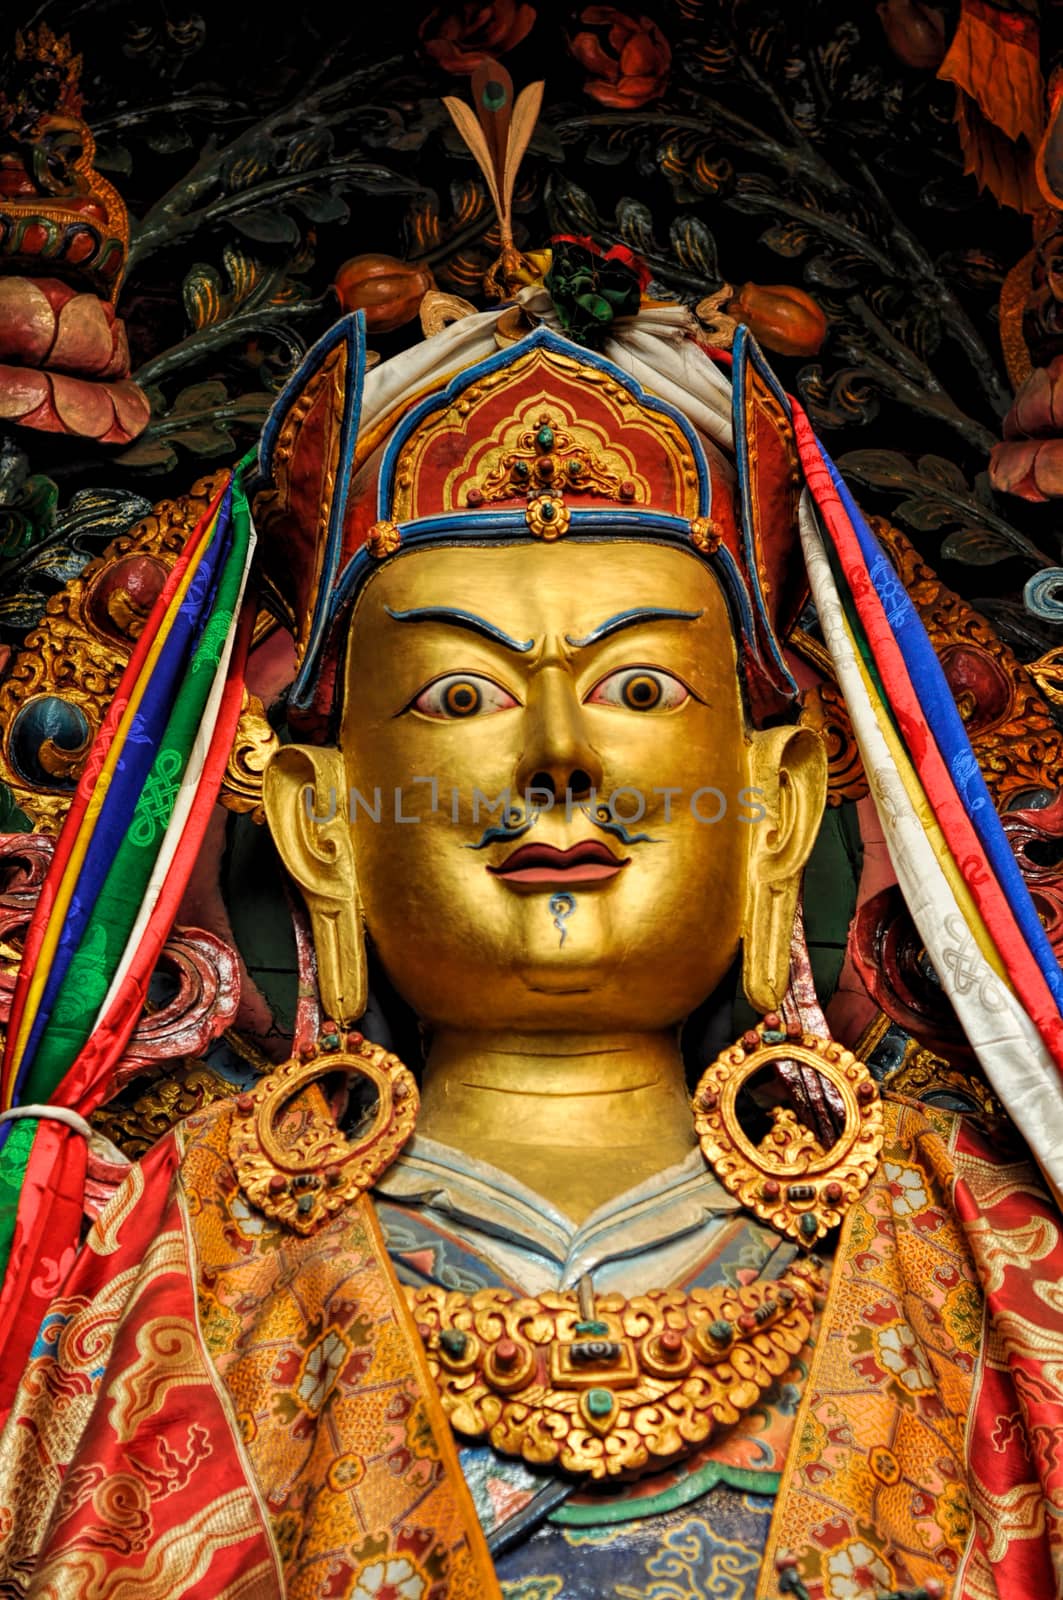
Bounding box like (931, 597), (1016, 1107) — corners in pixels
(487, 839), (629, 886)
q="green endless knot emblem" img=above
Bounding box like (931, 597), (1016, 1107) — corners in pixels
(191, 609), (232, 675)
(129, 747), (184, 848)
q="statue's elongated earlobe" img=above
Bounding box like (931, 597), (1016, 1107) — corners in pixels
(263, 744), (368, 1026)
(741, 725), (827, 1014)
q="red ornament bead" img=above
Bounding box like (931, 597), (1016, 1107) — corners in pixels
(742, 1029), (760, 1050)
(495, 1338), (519, 1371)
(763, 1011), (781, 1031)
(824, 1181), (843, 1204)
(659, 1329), (684, 1357)
(268, 1174), (287, 1194)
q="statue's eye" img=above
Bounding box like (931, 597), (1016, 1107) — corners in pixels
(410, 673), (520, 720)
(585, 666), (690, 712)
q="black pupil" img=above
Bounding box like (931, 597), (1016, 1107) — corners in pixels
(624, 675), (660, 708)
(447, 682), (480, 715)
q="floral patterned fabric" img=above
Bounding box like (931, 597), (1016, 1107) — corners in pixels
(0, 1138), (282, 1598)
(0, 1097), (499, 1600)
(3, 1088), (1063, 1598)
(758, 1094), (1063, 1600)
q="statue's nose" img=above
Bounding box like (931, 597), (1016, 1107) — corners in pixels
(514, 666), (604, 802)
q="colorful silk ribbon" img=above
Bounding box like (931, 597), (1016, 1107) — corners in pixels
(0, 459), (256, 1407)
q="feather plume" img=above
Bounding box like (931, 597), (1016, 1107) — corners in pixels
(471, 59), (512, 203)
(443, 57), (544, 248)
(441, 96), (503, 217)
(502, 80), (544, 225)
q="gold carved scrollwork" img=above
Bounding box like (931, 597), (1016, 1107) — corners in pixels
(230, 1032), (418, 1235)
(419, 291), (479, 337)
(873, 519), (1063, 804)
(692, 1021), (883, 1247)
(407, 1257), (824, 1481)
(0, 471), (228, 833)
(798, 675), (869, 807)
(1028, 646), (1063, 708)
(90, 1059), (236, 1161)
(471, 412), (634, 509)
(885, 1040), (1002, 1119)
(219, 690), (279, 826)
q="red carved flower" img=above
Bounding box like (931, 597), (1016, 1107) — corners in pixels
(569, 6), (671, 108)
(419, 1), (536, 75)
(551, 234), (652, 289)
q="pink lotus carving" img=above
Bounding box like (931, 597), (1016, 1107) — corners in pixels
(0, 276), (149, 445)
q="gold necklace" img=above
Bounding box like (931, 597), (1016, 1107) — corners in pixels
(405, 1257), (824, 1481)
(405, 1018), (881, 1481)
(228, 1018), (875, 1482)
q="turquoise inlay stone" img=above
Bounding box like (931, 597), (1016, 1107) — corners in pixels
(574, 1320), (608, 1336)
(586, 1388), (614, 1418)
(539, 499), (556, 520)
(761, 1028), (785, 1044)
(536, 425), (555, 450)
(708, 1319), (734, 1343)
(440, 1329), (468, 1359)
(799, 1213), (819, 1239)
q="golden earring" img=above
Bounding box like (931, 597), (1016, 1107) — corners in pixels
(692, 1014), (883, 1247)
(230, 1026), (419, 1234)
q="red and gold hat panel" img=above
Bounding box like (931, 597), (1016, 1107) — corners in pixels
(383, 342), (703, 527)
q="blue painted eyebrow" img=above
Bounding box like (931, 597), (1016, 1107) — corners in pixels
(564, 607), (703, 649)
(385, 606), (534, 654)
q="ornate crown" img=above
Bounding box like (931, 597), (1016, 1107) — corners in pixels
(252, 315), (808, 739)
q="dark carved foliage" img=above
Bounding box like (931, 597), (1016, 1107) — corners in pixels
(0, 0), (1058, 656)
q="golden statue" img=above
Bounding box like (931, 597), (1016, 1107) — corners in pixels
(2, 68), (1063, 1600)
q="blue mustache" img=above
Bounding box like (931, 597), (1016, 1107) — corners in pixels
(467, 799), (655, 851)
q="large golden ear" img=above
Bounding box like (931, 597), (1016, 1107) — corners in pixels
(742, 725), (827, 1014)
(263, 744), (367, 1025)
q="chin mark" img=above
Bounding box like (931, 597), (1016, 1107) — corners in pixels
(548, 892), (577, 946)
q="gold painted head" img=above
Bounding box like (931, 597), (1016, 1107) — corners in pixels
(265, 537), (826, 1035)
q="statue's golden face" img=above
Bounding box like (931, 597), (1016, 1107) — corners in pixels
(340, 541), (755, 1032)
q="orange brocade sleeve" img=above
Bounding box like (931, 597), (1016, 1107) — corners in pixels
(0, 1098), (499, 1600)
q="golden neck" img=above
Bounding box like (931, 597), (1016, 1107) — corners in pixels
(417, 1028), (698, 1224)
